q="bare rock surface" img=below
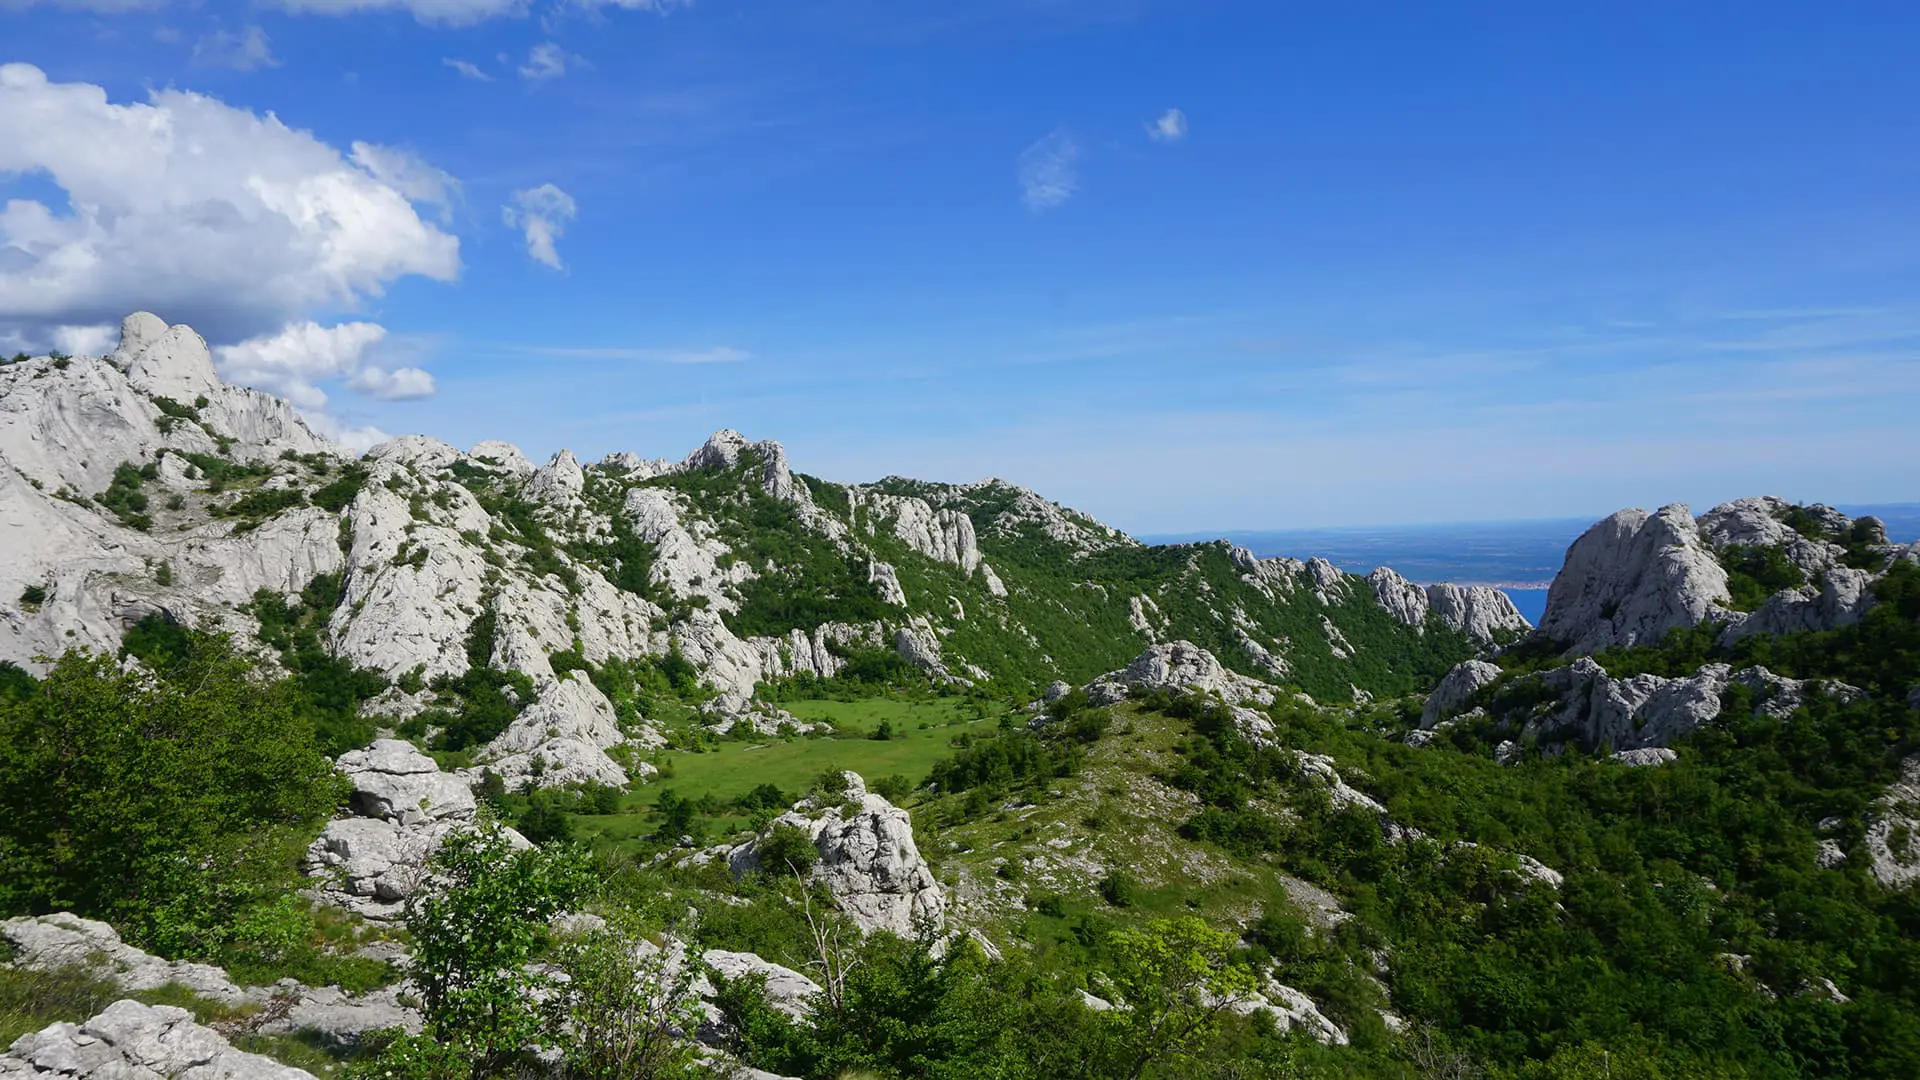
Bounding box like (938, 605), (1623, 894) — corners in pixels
(0, 915), (245, 1007)
(727, 774), (946, 936)
(1534, 504), (1732, 655)
(1085, 641), (1277, 707)
(1, 1000), (313, 1080)
(1865, 756), (1920, 889)
(1420, 660), (1503, 728)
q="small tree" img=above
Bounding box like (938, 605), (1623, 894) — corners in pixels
(367, 825), (591, 1079)
(547, 913), (706, 1080)
(1100, 917), (1258, 1080)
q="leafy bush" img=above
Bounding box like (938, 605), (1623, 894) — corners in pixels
(0, 631), (348, 970)
(93, 462), (151, 530)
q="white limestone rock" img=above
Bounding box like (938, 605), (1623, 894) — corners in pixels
(727, 777), (946, 936)
(1420, 660), (1503, 728)
(471, 672), (636, 790)
(1496, 659), (1862, 753)
(0, 914), (245, 1006)
(251, 985), (421, 1050)
(1535, 504), (1732, 655)
(1084, 641), (1278, 707)
(1, 1000), (314, 1080)
(1720, 567), (1874, 644)
(702, 951), (821, 1019)
(525, 449), (585, 507)
(468, 440), (535, 474)
(1697, 497), (1847, 578)
(1367, 568), (1428, 628)
(1611, 747), (1679, 767)
(868, 561), (907, 607)
(1865, 756), (1920, 889)
(1426, 583), (1531, 643)
(336, 740), (475, 826)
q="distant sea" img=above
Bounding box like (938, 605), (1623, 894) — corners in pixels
(1142, 503), (1920, 627)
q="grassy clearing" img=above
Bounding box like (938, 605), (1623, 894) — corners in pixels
(571, 696), (1009, 850)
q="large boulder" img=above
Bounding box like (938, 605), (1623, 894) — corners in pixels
(338, 740), (475, 826)
(469, 672), (636, 790)
(1534, 504), (1732, 655)
(1420, 660), (1503, 728)
(1, 1000), (313, 1080)
(1085, 641), (1277, 707)
(728, 774), (946, 936)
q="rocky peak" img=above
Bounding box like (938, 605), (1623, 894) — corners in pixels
(682, 429), (753, 471)
(111, 313), (221, 403)
(469, 440), (535, 474)
(1534, 503), (1731, 655)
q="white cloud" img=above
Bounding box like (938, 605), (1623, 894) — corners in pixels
(215, 320), (399, 409)
(442, 57), (493, 81)
(349, 142), (459, 220)
(270, 0), (530, 26)
(0, 64), (460, 348)
(572, 0), (691, 10)
(192, 26), (279, 72)
(1017, 130), (1079, 212)
(502, 184), (577, 270)
(50, 324), (116, 357)
(518, 42), (571, 82)
(510, 343), (749, 363)
(1147, 107), (1187, 142)
(348, 364), (436, 400)
(301, 411), (392, 455)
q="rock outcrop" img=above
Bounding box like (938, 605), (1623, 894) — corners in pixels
(2, 1001), (314, 1080)
(1367, 570), (1531, 644)
(0, 914), (245, 1007)
(1420, 660), (1503, 728)
(469, 672), (640, 790)
(1865, 756), (1920, 889)
(727, 774), (946, 936)
(306, 742), (525, 920)
(1474, 658), (1862, 754)
(1534, 504), (1732, 655)
(1085, 641), (1278, 707)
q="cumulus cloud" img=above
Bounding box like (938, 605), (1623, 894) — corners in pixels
(0, 63), (461, 348)
(1018, 130), (1079, 212)
(1147, 107), (1187, 142)
(502, 184), (577, 270)
(442, 57), (492, 81)
(213, 320), (433, 409)
(301, 411), (393, 455)
(269, 0), (529, 26)
(191, 26), (279, 72)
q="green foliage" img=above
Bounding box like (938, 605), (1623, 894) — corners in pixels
(544, 913), (707, 1080)
(94, 462), (151, 530)
(0, 965), (121, 1048)
(1720, 543), (1807, 611)
(427, 608), (535, 752)
(362, 826), (592, 1080)
(17, 584), (45, 607)
(0, 631), (349, 971)
(217, 485), (308, 528)
(755, 822), (819, 877)
(0, 662), (34, 705)
(310, 465), (369, 513)
(247, 575), (388, 755)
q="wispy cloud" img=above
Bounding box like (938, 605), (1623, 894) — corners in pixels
(495, 343), (751, 364)
(1146, 107), (1187, 142)
(191, 26), (279, 72)
(502, 183), (578, 269)
(442, 57), (493, 81)
(1018, 130), (1078, 212)
(519, 42), (572, 82)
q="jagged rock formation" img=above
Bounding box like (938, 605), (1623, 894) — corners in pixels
(1420, 660), (1502, 728)
(5, 312), (1510, 793)
(1533, 505), (1734, 655)
(1, 1001), (314, 1080)
(1085, 641), (1279, 707)
(305, 742), (526, 920)
(727, 773), (946, 936)
(1432, 658), (1863, 754)
(1533, 498), (1903, 656)
(1366, 569), (1531, 644)
(0, 915), (418, 1052)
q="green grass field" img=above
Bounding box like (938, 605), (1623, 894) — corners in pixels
(571, 696), (1009, 850)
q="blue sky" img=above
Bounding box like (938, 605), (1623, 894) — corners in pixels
(2, 1), (1918, 533)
